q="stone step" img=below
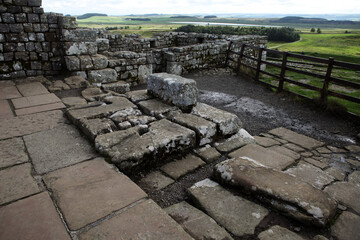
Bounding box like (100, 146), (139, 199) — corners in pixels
(213, 157), (337, 226)
(258, 225), (305, 240)
(188, 178), (269, 237)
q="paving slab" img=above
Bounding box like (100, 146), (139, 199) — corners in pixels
(0, 81), (14, 87)
(331, 211), (360, 240)
(254, 136), (281, 147)
(192, 102), (241, 135)
(303, 158), (328, 169)
(12, 93), (61, 109)
(0, 110), (66, 140)
(165, 201), (234, 240)
(215, 128), (255, 153)
(194, 145), (222, 163)
(188, 178), (269, 237)
(0, 137), (28, 168)
(268, 145), (301, 160)
(61, 96), (87, 107)
(169, 112), (216, 146)
(0, 192), (70, 240)
(324, 182), (360, 214)
(258, 225), (304, 240)
(269, 127), (324, 150)
(0, 100), (14, 118)
(0, 86), (22, 100)
(316, 147), (332, 154)
(126, 89), (153, 103)
(79, 199), (193, 240)
(285, 163), (334, 189)
(78, 118), (116, 140)
(81, 87), (111, 101)
(139, 171), (175, 190)
(229, 144), (295, 170)
(16, 82), (49, 97)
(345, 145), (360, 153)
(138, 99), (179, 118)
(44, 158), (147, 230)
(15, 102), (66, 116)
(161, 154), (206, 179)
(213, 158), (337, 226)
(283, 143), (306, 152)
(348, 171), (360, 185)
(324, 167), (346, 181)
(64, 76), (89, 89)
(327, 146), (347, 153)
(0, 163), (40, 205)
(24, 124), (96, 174)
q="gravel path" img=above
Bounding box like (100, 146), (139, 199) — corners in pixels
(183, 69), (360, 147)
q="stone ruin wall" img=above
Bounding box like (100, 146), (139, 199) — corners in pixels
(0, 0), (268, 85)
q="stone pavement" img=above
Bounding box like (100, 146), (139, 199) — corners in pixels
(1, 76), (360, 240)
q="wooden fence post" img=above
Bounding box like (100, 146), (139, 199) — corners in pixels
(236, 44), (245, 74)
(255, 48), (264, 81)
(224, 41), (233, 68)
(321, 57), (334, 105)
(278, 52), (288, 92)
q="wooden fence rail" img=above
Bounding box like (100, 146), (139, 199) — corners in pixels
(226, 43), (360, 115)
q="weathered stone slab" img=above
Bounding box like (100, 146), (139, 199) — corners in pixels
(138, 99), (178, 119)
(81, 87), (111, 101)
(126, 89), (153, 103)
(126, 115), (157, 126)
(229, 144), (295, 170)
(147, 73), (198, 108)
(303, 158), (328, 169)
(345, 145), (360, 153)
(0, 137), (28, 168)
(331, 211), (360, 240)
(348, 171), (360, 185)
(0, 100), (14, 118)
(44, 158), (147, 230)
(161, 154), (206, 179)
(283, 143), (306, 152)
(88, 68), (118, 84)
(194, 145), (222, 163)
(269, 128), (324, 150)
(285, 163), (334, 189)
(268, 145), (301, 160)
(12, 93), (61, 109)
(64, 76), (90, 89)
(16, 82), (49, 97)
(215, 128), (255, 153)
(67, 98), (136, 122)
(139, 171), (175, 190)
(102, 81), (130, 94)
(24, 124), (96, 174)
(0, 86), (22, 100)
(188, 178), (269, 237)
(61, 97), (87, 107)
(15, 102), (66, 116)
(0, 110), (66, 140)
(192, 102), (241, 135)
(165, 201), (234, 240)
(0, 163), (40, 205)
(79, 199), (192, 240)
(325, 167), (346, 181)
(316, 147), (332, 154)
(78, 118), (116, 140)
(213, 158), (337, 226)
(324, 182), (360, 214)
(0, 192), (70, 240)
(258, 225), (304, 240)
(48, 80), (71, 92)
(254, 136), (280, 147)
(327, 146), (347, 153)
(170, 112), (216, 146)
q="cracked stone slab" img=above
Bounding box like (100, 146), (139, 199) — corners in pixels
(194, 145), (222, 163)
(126, 90), (153, 103)
(215, 128), (255, 153)
(0, 192), (70, 240)
(0, 137), (28, 168)
(138, 99), (179, 118)
(324, 182), (360, 214)
(161, 154), (205, 179)
(165, 201), (234, 240)
(139, 171), (175, 190)
(24, 124), (96, 174)
(79, 199), (193, 240)
(43, 158), (147, 230)
(169, 112), (217, 146)
(191, 102), (241, 135)
(0, 163), (40, 205)
(188, 178), (269, 237)
(285, 163), (335, 189)
(78, 118), (116, 140)
(269, 128), (324, 150)
(258, 225), (305, 240)
(213, 158), (337, 226)
(331, 211), (360, 240)
(229, 144), (296, 170)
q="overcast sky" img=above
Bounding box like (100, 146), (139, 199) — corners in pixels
(42, 0), (359, 16)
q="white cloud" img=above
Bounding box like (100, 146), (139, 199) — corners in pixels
(42, 0), (360, 15)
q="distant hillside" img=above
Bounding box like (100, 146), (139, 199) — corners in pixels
(204, 15), (217, 19)
(77, 13), (107, 19)
(273, 16), (360, 25)
(125, 18), (151, 21)
(170, 16), (197, 19)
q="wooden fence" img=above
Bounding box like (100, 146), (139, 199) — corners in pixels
(226, 43), (360, 117)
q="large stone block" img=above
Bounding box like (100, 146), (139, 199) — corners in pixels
(88, 68), (118, 84)
(58, 16), (77, 29)
(147, 73), (198, 108)
(91, 54), (108, 69)
(61, 29), (97, 42)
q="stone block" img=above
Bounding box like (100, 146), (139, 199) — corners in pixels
(139, 171), (175, 190)
(28, 0), (42, 6)
(126, 89), (153, 103)
(161, 154), (206, 179)
(324, 182), (360, 214)
(61, 97), (87, 107)
(58, 16), (77, 29)
(147, 73), (198, 108)
(138, 64), (153, 84)
(61, 29), (97, 42)
(91, 54), (108, 69)
(16, 81), (49, 96)
(258, 226), (304, 240)
(0, 85), (22, 99)
(64, 75), (89, 88)
(96, 38), (109, 52)
(88, 68), (118, 84)
(79, 55), (93, 70)
(194, 145), (222, 163)
(78, 118), (116, 140)
(12, 93), (61, 109)
(138, 99), (179, 119)
(64, 42), (88, 56)
(167, 61), (183, 75)
(331, 211), (360, 240)
(101, 81), (130, 94)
